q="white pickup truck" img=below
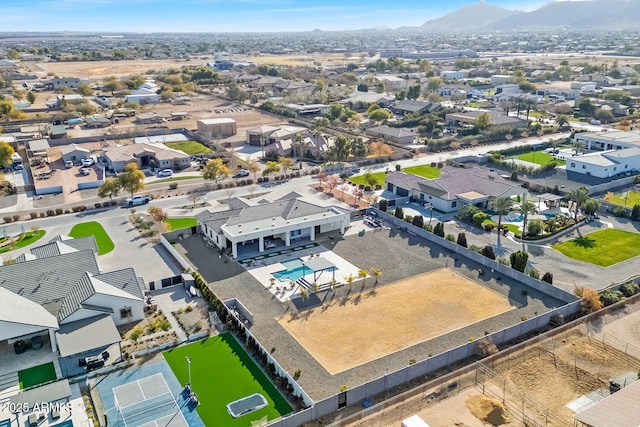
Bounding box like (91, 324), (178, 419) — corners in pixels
(125, 195), (152, 206)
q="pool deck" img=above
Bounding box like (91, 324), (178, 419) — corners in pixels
(241, 243), (362, 302)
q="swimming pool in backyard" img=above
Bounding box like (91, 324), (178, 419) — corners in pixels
(272, 258), (337, 282)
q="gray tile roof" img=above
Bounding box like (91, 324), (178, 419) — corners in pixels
(28, 236), (98, 259)
(95, 268), (145, 300)
(56, 314), (122, 357)
(0, 250), (100, 313)
(58, 273), (95, 321)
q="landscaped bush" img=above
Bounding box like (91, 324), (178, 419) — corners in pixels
(455, 205), (481, 222)
(169, 182), (178, 190)
(423, 223), (433, 232)
(613, 206), (628, 217)
(483, 223), (495, 232)
(411, 215), (424, 228)
(469, 244), (483, 254)
(510, 250), (529, 273)
(600, 289), (624, 307)
(472, 212), (489, 226)
(433, 222), (445, 237)
(3, 216), (12, 223)
(55, 208), (63, 215)
(631, 204), (640, 221)
(527, 219), (543, 237)
(403, 215), (413, 223)
(12, 214), (20, 222)
(379, 199), (388, 212)
(394, 206), (404, 219)
(95, 203), (102, 209)
(445, 233), (456, 242)
(528, 269), (540, 279)
(620, 282), (640, 297)
(457, 233), (467, 248)
(549, 314), (564, 327)
(542, 272), (553, 284)
(476, 337), (498, 357)
(46, 210), (55, 217)
(30, 212), (38, 219)
(481, 245), (496, 260)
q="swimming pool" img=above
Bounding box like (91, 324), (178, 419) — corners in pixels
(505, 212), (556, 223)
(272, 258), (337, 282)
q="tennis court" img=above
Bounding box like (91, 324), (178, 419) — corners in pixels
(163, 334), (292, 426)
(113, 374), (188, 427)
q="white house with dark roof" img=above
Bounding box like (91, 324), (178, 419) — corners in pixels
(196, 196), (350, 258)
(0, 235), (145, 376)
(385, 168), (521, 212)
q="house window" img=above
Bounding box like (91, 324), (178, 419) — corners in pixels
(291, 229), (301, 237)
(120, 307), (132, 319)
(419, 194), (424, 200)
(582, 165), (586, 169)
(451, 201), (457, 208)
(570, 162), (575, 167)
(625, 165), (628, 169)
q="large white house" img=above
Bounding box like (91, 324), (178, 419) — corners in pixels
(196, 196), (350, 259)
(124, 81), (160, 104)
(566, 148), (640, 178)
(573, 130), (640, 152)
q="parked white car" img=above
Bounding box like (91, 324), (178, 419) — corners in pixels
(157, 169), (173, 178)
(81, 158), (94, 167)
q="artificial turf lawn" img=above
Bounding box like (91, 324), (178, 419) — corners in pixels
(164, 217), (197, 231)
(516, 151), (566, 166)
(18, 362), (57, 389)
(0, 230), (46, 254)
(348, 171), (386, 187)
(163, 334), (292, 426)
(610, 191), (640, 207)
(69, 221), (114, 255)
(552, 228), (640, 267)
(165, 141), (213, 155)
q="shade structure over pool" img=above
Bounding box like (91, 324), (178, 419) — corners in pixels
(302, 257), (336, 282)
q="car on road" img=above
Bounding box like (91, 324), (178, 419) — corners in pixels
(233, 170), (250, 178)
(81, 158), (95, 167)
(156, 169), (173, 178)
(125, 195), (152, 206)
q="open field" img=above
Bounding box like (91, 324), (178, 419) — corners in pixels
(278, 268), (514, 374)
(18, 362), (56, 389)
(26, 58), (206, 78)
(163, 334), (292, 427)
(69, 221), (114, 255)
(552, 228), (640, 266)
(610, 190), (640, 207)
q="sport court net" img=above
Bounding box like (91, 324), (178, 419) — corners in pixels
(113, 373), (188, 427)
(226, 393), (268, 418)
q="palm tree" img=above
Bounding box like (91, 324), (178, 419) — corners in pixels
(523, 98), (538, 122)
(573, 140), (584, 156)
(298, 287), (310, 301)
(518, 200), (538, 240)
(492, 197), (515, 246)
(555, 115), (569, 128)
(344, 274), (355, 293)
(357, 269), (368, 287)
(370, 268), (382, 287)
(567, 186), (590, 221)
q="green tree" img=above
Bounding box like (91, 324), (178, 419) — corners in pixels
(407, 84), (421, 100)
(369, 109), (392, 122)
(510, 250), (529, 273)
(370, 268), (382, 286)
(631, 204), (640, 221)
(567, 186), (589, 220)
(594, 108), (614, 123)
(518, 200), (538, 240)
(118, 162), (145, 196)
(475, 112), (491, 130)
(582, 198), (600, 216)
(0, 142), (15, 167)
(527, 219), (543, 237)
(427, 77), (443, 92)
(394, 206), (404, 219)
(555, 114), (569, 128)
(492, 197), (514, 246)
(201, 158), (230, 183)
(457, 233), (467, 248)
(433, 222), (445, 237)
(103, 76), (121, 95)
(0, 100), (14, 121)
(77, 83), (93, 96)
(26, 91), (36, 105)
(246, 159), (260, 180)
(541, 272), (553, 284)
(518, 81), (536, 93)
(98, 177), (122, 200)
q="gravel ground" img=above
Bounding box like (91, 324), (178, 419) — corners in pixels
(175, 226), (565, 401)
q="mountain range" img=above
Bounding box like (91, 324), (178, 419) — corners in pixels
(417, 0), (640, 31)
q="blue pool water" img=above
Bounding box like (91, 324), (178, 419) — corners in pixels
(272, 258), (337, 282)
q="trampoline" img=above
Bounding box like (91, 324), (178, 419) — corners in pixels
(226, 393), (268, 418)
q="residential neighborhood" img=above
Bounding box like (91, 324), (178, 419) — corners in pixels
(1, 6), (640, 427)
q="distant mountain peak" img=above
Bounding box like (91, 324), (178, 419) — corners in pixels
(420, 2), (519, 31)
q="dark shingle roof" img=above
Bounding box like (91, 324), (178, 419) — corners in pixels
(0, 250), (99, 312)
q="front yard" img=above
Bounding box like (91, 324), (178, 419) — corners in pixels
(609, 191), (640, 207)
(514, 150), (566, 166)
(69, 221), (114, 255)
(165, 141), (213, 155)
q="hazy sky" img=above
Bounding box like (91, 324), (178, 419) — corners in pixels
(1, 0), (555, 33)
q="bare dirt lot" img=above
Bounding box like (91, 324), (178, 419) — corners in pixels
(277, 268), (514, 374)
(26, 58), (206, 78)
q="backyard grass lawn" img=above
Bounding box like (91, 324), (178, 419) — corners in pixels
(165, 141), (213, 155)
(163, 334), (292, 427)
(610, 191), (640, 207)
(483, 219), (520, 234)
(552, 229), (640, 267)
(0, 230), (45, 254)
(403, 165), (441, 179)
(18, 362), (57, 389)
(69, 221), (114, 255)
(349, 171), (387, 187)
(516, 151), (566, 166)
(164, 217), (197, 231)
